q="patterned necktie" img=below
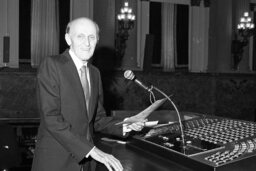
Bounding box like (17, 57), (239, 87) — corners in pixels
(80, 65), (90, 111)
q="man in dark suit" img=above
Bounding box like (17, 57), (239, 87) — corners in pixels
(31, 17), (144, 171)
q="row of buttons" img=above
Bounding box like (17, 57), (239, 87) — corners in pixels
(205, 138), (256, 166)
(185, 119), (256, 144)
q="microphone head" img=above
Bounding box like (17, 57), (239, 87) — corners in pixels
(124, 70), (135, 80)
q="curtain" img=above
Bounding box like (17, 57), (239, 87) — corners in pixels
(70, 0), (93, 20)
(161, 3), (176, 71)
(189, 5), (209, 72)
(31, 0), (59, 67)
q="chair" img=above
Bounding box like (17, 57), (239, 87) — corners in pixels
(0, 123), (21, 170)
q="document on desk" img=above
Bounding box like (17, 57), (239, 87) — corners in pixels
(115, 97), (167, 125)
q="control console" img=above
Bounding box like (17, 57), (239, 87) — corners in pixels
(128, 113), (256, 171)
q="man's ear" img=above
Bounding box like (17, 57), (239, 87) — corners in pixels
(65, 33), (71, 46)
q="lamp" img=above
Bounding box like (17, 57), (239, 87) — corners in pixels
(115, 1), (135, 62)
(232, 12), (255, 70)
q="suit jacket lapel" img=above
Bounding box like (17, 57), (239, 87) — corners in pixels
(61, 50), (89, 120)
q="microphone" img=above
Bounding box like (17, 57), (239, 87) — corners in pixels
(124, 70), (152, 91)
(124, 70), (186, 148)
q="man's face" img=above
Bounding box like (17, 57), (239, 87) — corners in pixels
(66, 19), (98, 62)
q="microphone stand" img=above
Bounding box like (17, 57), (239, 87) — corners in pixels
(148, 85), (186, 151)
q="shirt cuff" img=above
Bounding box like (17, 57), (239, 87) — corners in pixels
(123, 118), (132, 136)
(86, 146), (95, 158)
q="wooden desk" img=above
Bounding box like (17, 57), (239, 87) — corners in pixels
(95, 136), (192, 171)
(1, 114), (195, 171)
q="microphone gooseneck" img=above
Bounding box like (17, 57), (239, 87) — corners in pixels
(124, 70), (186, 151)
(152, 86), (186, 151)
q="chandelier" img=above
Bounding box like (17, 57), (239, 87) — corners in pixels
(115, 1), (136, 64)
(117, 1), (135, 31)
(232, 12), (255, 70)
(237, 12), (255, 42)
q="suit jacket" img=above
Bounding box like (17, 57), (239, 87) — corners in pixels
(31, 50), (124, 171)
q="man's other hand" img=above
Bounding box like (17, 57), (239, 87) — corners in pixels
(89, 147), (123, 171)
(127, 120), (147, 131)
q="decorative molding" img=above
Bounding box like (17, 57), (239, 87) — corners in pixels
(191, 0), (210, 7)
(191, 0), (202, 6)
(204, 0), (211, 7)
(250, 3), (256, 11)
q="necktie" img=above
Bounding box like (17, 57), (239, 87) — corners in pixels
(80, 65), (90, 111)
(80, 66), (92, 142)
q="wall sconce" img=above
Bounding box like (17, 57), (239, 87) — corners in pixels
(115, 1), (135, 62)
(232, 12), (255, 70)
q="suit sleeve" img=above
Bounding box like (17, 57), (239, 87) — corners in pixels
(37, 57), (94, 163)
(92, 69), (127, 137)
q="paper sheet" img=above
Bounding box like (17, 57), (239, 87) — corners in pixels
(115, 98), (167, 125)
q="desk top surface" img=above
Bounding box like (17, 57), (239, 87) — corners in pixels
(95, 137), (192, 171)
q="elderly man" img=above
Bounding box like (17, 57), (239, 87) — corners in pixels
(31, 17), (144, 171)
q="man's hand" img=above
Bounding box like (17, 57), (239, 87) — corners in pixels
(89, 147), (123, 171)
(123, 118), (147, 136)
(127, 120), (146, 131)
